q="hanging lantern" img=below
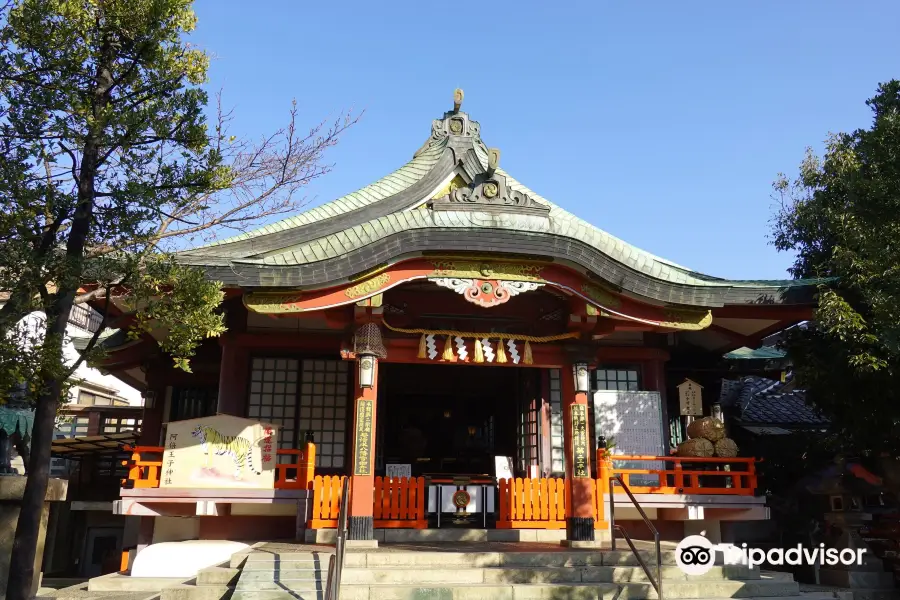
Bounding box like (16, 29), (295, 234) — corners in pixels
(353, 323), (387, 389)
(574, 362), (590, 394)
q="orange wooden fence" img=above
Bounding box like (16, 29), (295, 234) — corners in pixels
(496, 477), (566, 529)
(121, 446), (164, 489)
(274, 445), (316, 490)
(373, 477), (427, 528)
(596, 451), (758, 496)
(309, 475), (347, 528)
(121, 443), (317, 490)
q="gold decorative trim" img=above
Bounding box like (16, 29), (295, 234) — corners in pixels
(430, 260), (545, 282)
(345, 273), (391, 299)
(431, 174), (468, 200)
(244, 293), (304, 314)
(658, 310), (713, 331)
(356, 294), (383, 308)
(581, 282), (621, 308)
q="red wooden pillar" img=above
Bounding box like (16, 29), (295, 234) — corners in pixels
(216, 334), (249, 416)
(562, 362), (596, 541)
(348, 359), (378, 541)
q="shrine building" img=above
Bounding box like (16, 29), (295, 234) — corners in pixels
(92, 91), (822, 551)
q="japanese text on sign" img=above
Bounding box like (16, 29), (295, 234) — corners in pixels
(262, 426), (274, 464)
(353, 399), (374, 476)
(570, 404), (589, 478)
(165, 433), (177, 486)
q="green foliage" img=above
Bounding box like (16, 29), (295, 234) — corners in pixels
(772, 80), (900, 454)
(0, 0), (226, 384)
(125, 257), (226, 372)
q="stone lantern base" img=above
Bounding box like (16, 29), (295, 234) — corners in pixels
(0, 477), (68, 600)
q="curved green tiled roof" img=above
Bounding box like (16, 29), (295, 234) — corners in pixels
(177, 104), (826, 306)
(193, 137), (447, 251)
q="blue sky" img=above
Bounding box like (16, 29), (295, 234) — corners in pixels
(191, 1), (899, 280)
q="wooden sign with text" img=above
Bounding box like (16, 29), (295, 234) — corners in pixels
(570, 404), (590, 478)
(353, 399), (374, 476)
(677, 379), (703, 416)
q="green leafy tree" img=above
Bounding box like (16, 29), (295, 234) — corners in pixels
(771, 80), (900, 457)
(0, 1), (353, 597)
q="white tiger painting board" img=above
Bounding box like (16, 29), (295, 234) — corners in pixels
(593, 390), (665, 488)
(161, 414), (279, 489)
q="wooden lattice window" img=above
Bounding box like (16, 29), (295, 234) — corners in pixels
(102, 416), (141, 434)
(549, 369), (564, 475)
(297, 359), (349, 469)
(170, 387), (218, 422)
(247, 358), (298, 450)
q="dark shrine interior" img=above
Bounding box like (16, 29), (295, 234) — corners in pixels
(379, 363), (528, 477)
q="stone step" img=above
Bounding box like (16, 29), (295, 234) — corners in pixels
(239, 560), (333, 573)
(197, 567), (241, 586)
(337, 565), (761, 585)
(329, 579), (802, 600)
(233, 592), (323, 600)
(818, 570), (896, 590)
(232, 554), (331, 569)
(160, 584), (233, 600)
(234, 581), (323, 592)
(230, 581), (803, 600)
(238, 568), (325, 579)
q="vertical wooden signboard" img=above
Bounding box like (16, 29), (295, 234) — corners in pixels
(570, 404), (590, 478)
(353, 399), (374, 476)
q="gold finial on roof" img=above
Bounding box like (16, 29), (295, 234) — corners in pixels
(486, 148), (500, 178)
(453, 88), (464, 112)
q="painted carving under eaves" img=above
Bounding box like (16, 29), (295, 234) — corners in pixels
(432, 277), (544, 308)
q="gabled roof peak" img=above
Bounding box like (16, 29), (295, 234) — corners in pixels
(414, 89), (486, 159)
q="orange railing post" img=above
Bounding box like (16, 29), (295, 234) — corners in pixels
(595, 448), (612, 529)
(274, 444), (316, 490)
(121, 445), (163, 489)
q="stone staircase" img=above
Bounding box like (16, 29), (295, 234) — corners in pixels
(161, 565), (241, 600)
(216, 546), (856, 600)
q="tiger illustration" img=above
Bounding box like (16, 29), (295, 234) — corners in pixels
(191, 425), (261, 480)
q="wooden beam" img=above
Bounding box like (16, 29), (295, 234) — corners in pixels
(709, 324), (760, 349)
(711, 305), (813, 321)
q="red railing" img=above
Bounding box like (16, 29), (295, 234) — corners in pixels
(596, 451), (758, 496)
(374, 477), (427, 529)
(497, 477), (567, 529)
(121, 443), (317, 490)
(310, 475), (347, 528)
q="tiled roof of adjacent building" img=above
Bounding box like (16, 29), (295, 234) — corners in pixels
(720, 374), (829, 429)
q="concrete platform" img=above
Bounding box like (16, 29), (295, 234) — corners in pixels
(305, 528), (612, 544)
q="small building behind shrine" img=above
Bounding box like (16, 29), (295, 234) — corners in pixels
(86, 91), (824, 555)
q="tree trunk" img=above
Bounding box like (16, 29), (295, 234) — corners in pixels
(5, 367), (64, 599)
(6, 80), (105, 600)
(5, 221), (93, 600)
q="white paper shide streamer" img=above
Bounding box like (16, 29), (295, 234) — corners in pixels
(507, 339), (520, 364)
(454, 336), (468, 361)
(481, 338), (494, 362)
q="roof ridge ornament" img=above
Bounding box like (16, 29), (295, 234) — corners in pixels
(428, 156), (550, 217)
(414, 89), (482, 158)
